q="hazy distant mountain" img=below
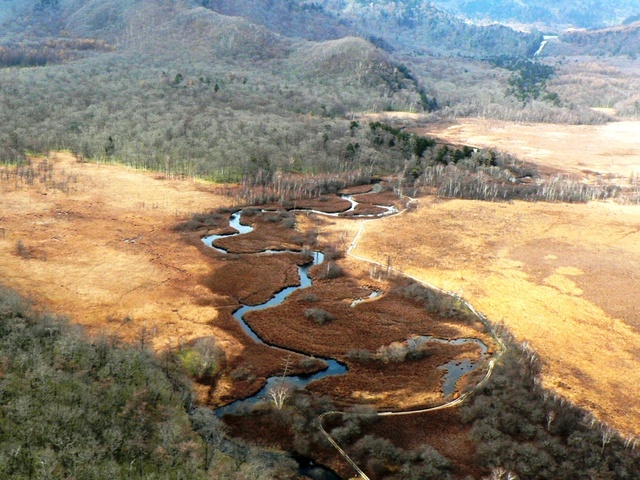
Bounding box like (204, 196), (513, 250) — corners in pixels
(430, 0), (640, 30)
(311, 0), (540, 58)
(201, 0), (540, 58)
(0, 0), (540, 59)
(546, 21), (640, 57)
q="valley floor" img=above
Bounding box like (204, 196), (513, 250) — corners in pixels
(0, 152), (237, 358)
(3, 119), (640, 444)
(419, 117), (640, 179)
(349, 117), (640, 435)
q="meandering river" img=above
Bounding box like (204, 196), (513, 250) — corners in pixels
(200, 191), (494, 479)
(202, 194), (487, 411)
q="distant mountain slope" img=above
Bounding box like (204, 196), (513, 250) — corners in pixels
(202, 0), (352, 41)
(150, 7), (291, 60)
(0, 0), (540, 60)
(62, 0), (178, 41)
(0, 0), (421, 88)
(199, 0), (540, 58)
(429, 0), (640, 30)
(546, 21), (640, 57)
(316, 0), (541, 58)
(287, 36), (397, 83)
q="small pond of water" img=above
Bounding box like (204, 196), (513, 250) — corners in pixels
(421, 336), (488, 396)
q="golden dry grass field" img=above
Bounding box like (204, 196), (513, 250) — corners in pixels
(0, 153), (344, 404)
(421, 118), (640, 178)
(349, 118), (640, 436)
(0, 153), (234, 350)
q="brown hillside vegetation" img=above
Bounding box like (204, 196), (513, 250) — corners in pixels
(353, 196), (640, 436)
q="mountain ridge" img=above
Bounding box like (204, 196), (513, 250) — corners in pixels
(548, 21), (640, 57)
(429, 0), (640, 30)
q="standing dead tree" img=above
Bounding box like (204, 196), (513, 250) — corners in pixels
(268, 355), (292, 410)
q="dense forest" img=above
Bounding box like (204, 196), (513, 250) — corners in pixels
(0, 285), (300, 479)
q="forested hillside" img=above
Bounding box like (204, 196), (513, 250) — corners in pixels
(0, 0), (540, 59)
(548, 21), (640, 57)
(304, 0), (541, 58)
(0, 0), (617, 182)
(0, 0), (545, 182)
(0, 0), (436, 178)
(0, 286), (296, 479)
(199, 0), (541, 58)
(430, 0), (640, 29)
(202, 0), (352, 41)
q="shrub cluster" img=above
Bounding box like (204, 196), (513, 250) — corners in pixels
(461, 338), (640, 479)
(394, 280), (469, 319)
(0, 286), (296, 479)
(303, 307), (334, 325)
(347, 336), (431, 364)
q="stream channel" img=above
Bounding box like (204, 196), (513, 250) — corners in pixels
(201, 194), (488, 479)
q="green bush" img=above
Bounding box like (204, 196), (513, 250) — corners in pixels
(178, 337), (221, 379)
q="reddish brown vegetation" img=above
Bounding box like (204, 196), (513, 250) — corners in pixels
(208, 307), (327, 405)
(243, 267), (491, 409)
(365, 410), (481, 479)
(209, 211), (305, 254)
(343, 203), (388, 216)
(286, 194), (354, 213)
(202, 253), (305, 306)
(340, 184), (375, 195)
(352, 190), (398, 206)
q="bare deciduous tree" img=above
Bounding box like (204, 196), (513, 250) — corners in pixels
(267, 381), (291, 410)
(546, 410), (556, 432)
(601, 426), (615, 453)
(485, 467), (519, 480)
(268, 355), (292, 410)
